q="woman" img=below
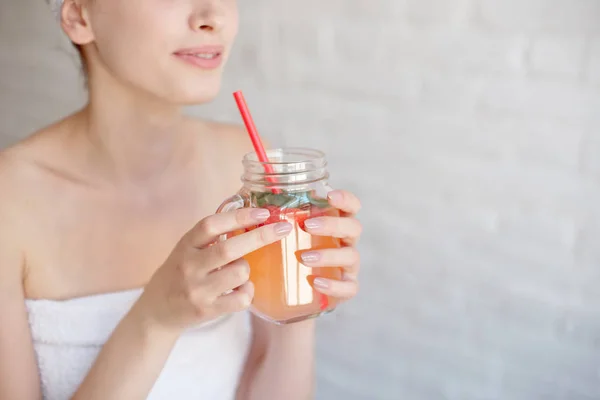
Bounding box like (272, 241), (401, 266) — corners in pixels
(0, 0), (362, 399)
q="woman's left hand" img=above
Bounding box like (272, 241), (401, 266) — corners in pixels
(301, 189), (362, 301)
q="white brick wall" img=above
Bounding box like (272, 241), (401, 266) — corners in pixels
(1, 0), (599, 399)
(587, 37), (600, 85)
(478, 0), (600, 33)
(530, 36), (587, 78)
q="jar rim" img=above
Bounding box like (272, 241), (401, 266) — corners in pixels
(240, 147), (328, 190)
(242, 147), (326, 166)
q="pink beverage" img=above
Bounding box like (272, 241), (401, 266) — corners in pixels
(217, 148), (342, 324)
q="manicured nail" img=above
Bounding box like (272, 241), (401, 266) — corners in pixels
(274, 222), (293, 235)
(301, 251), (321, 263)
(313, 278), (329, 289)
(304, 219), (323, 231)
(251, 208), (270, 221)
(327, 191), (343, 203)
(241, 293), (252, 308)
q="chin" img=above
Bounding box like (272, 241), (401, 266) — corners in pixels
(174, 91), (220, 106)
(164, 76), (223, 106)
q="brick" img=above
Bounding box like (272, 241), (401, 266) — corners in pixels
(470, 115), (584, 170)
(478, 77), (600, 120)
(494, 210), (577, 255)
(555, 308), (600, 354)
(257, 0), (403, 23)
(414, 70), (485, 112)
(530, 36), (587, 78)
(431, 151), (599, 216)
(384, 93), (563, 153)
(461, 232), (575, 285)
(381, 28), (529, 74)
(579, 129), (600, 179)
(331, 0), (404, 20)
(406, 0), (473, 26)
(574, 218), (600, 269)
(247, 21), (335, 89)
(586, 37), (600, 85)
(258, 88), (393, 148)
(479, 0), (600, 33)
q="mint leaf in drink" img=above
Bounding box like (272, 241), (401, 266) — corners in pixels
(251, 191), (310, 209)
(251, 190), (331, 210)
(307, 192), (330, 209)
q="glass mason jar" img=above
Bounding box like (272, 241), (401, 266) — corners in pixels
(216, 148), (342, 325)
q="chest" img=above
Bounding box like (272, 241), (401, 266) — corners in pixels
(24, 177), (240, 299)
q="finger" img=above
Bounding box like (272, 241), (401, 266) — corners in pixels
(213, 281), (255, 314)
(327, 190), (361, 216)
(202, 259), (250, 298)
(298, 247), (360, 269)
(202, 221), (293, 270)
(303, 216), (362, 240)
(186, 208), (271, 248)
(312, 276), (359, 299)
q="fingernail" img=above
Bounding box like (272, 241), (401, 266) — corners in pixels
(304, 219), (323, 231)
(239, 293), (251, 308)
(328, 191), (343, 203)
(274, 222), (293, 235)
(313, 278), (329, 289)
(301, 251), (321, 263)
(251, 208), (270, 221)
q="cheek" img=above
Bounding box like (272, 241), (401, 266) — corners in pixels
(229, 2), (240, 40)
(86, 0), (239, 103)
(90, 5), (180, 83)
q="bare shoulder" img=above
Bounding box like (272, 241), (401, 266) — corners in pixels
(0, 138), (40, 264)
(0, 141), (28, 290)
(0, 126), (58, 207)
(0, 140), (44, 400)
(0, 144), (31, 222)
(0, 138), (34, 296)
(0, 121), (67, 247)
(0, 156), (23, 275)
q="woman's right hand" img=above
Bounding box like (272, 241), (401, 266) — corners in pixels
(137, 208), (292, 333)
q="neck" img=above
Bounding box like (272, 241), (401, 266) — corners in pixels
(74, 69), (195, 185)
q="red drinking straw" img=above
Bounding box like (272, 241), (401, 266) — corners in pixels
(233, 91), (329, 311)
(233, 91), (281, 194)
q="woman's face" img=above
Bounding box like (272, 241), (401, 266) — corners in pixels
(69, 0), (239, 104)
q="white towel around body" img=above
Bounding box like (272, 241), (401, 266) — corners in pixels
(25, 289), (252, 400)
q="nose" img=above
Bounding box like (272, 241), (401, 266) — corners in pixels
(189, 2), (225, 33)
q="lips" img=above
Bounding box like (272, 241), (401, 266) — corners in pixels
(173, 46), (224, 70)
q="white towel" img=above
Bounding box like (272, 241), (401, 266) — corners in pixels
(26, 289), (252, 400)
